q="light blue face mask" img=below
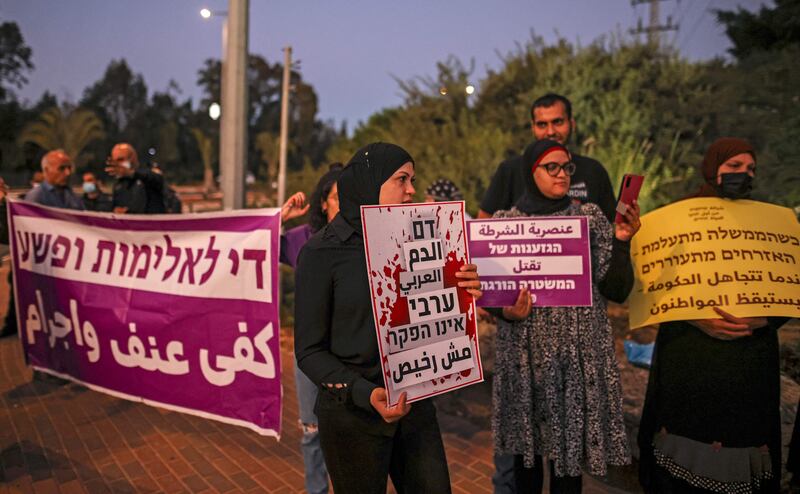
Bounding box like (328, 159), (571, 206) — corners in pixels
(82, 182), (97, 194)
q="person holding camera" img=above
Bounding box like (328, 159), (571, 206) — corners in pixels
(105, 143), (165, 215)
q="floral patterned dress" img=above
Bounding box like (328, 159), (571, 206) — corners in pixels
(491, 202), (631, 477)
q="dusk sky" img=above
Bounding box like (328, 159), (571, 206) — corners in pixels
(1, 0), (765, 129)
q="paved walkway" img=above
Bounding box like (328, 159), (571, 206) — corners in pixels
(0, 330), (635, 493)
(0, 244), (634, 493)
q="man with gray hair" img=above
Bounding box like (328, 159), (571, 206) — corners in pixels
(24, 149), (84, 210)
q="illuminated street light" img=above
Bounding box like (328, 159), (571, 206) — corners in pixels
(465, 84), (475, 95)
(200, 7), (228, 19)
(209, 102), (221, 120)
(199, 1), (242, 210)
(439, 86), (448, 96)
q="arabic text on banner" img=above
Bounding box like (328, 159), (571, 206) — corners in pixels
(628, 198), (800, 329)
(468, 216), (593, 307)
(361, 201), (483, 407)
(8, 200), (282, 436)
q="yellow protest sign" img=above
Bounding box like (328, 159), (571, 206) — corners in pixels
(629, 198), (800, 328)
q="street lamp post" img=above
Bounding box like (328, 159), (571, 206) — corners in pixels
(201, 2), (248, 210)
(277, 46), (291, 208)
(218, 0), (248, 210)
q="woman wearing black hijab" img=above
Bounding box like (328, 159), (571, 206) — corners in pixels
(492, 140), (640, 493)
(294, 142), (482, 493)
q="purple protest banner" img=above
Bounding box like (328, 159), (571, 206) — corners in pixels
(468, 216), (592, 307)
(7, 200), (282, 437)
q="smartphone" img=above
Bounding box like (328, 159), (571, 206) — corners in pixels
(615, 174), (644, 224)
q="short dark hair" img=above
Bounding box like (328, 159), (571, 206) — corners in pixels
(308, 162), (344, 233)
(530, 93), (572, 121)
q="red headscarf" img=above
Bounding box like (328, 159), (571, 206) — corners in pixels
(690, 137), (756, 198)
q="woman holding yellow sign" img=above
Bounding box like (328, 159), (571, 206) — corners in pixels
(491, 139), (641, 493)
(638, 137), (790, 493)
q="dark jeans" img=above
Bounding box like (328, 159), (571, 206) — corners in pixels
(493, 452), (516, 494)
(316, 392), (451, 494)
(1, 269), (17, 337)
(514, 454), (582, 494)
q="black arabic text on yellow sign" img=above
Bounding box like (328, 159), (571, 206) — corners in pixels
(629, 198), (800, 329)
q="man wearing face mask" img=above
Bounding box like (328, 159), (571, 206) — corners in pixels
(106, 143), (166, 214)
(81, 172), (113, 212)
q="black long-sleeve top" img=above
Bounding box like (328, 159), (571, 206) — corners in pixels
(112, 167), (165, 214)
(294, 214), (382, 412)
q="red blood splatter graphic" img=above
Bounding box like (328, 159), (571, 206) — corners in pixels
(383, 266), (392, 277)
(445, 230), (450, 241)
(442, 251), (477, 339)
(460, 369), (472, 378)
(377, 282), (383, 297)
(386, 263), (410, 327)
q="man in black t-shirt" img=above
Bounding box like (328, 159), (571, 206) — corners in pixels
(478, 93), (616, 222)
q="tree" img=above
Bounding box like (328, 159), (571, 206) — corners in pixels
(196, 54), (336, 179)
(715, 0), (800, 60)
(0, 21), (34, 102)
(17, 105), (106, 167)
(190, 127), (216, 192)
(80, 59), (148, 138)
(710, 1), (800, 208)
(334, 39), (709, 214)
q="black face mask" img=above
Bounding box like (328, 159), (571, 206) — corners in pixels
(717, 172), (753, 199)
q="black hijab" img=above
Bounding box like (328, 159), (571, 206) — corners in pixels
(515, 139), (572, 215)
(337, 142), (414, 234)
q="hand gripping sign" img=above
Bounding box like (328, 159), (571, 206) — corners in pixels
(361, 201), (483, 406)
(468, 216), (593, 307)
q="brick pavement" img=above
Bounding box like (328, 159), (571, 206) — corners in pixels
(0, 331), (637, 493)
(0, 248), (634, 494)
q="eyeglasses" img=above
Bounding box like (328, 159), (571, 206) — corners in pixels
(540, 161), (576, 177)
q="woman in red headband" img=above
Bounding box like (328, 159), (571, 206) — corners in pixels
(492, 139), (641, 493)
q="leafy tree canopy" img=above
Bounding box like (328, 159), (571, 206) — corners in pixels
(0, 21), (33, 102)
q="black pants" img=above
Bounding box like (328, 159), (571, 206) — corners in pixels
(1, 269), (16, 336)
(514, 454), (582, 494)
(316, 392), (451, 494)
